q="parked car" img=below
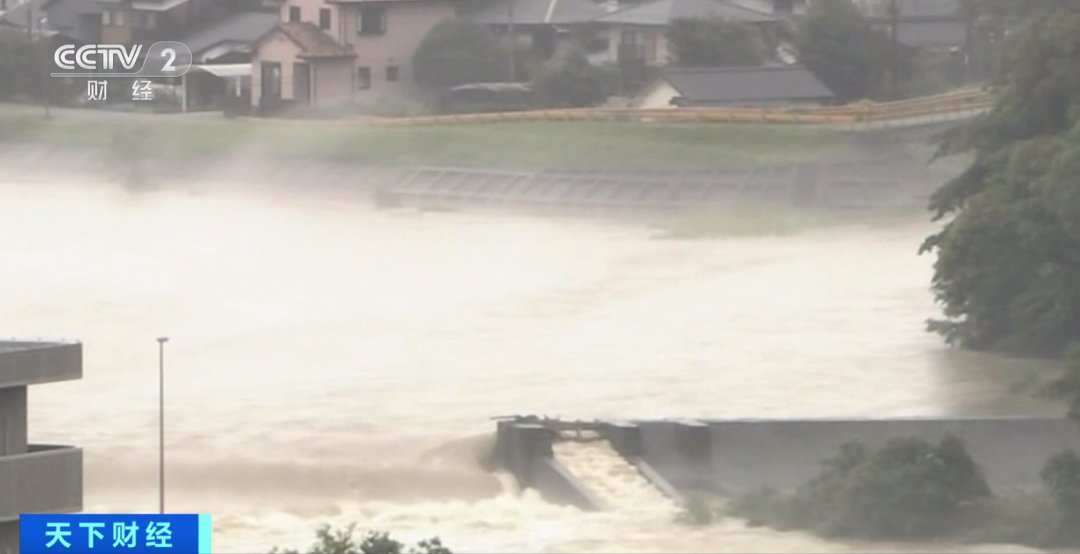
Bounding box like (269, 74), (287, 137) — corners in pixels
(438, 83), (534, 114)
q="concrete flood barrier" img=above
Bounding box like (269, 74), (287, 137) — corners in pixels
(494, 418), (686, 510)
(381, 160), (937, 212)
(496, 416), (1080, 509)
(495, 421), (606, 511)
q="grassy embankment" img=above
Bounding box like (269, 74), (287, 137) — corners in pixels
(0, 103), (849, 169)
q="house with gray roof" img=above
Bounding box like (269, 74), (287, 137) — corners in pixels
(634, 64), (834, 107)
(0, 0), (102, 43)
(596, 0), (775, 65)
(463, 0), (611, 59)
(860, 0), (966, 49)
(180, 10), (279, 63)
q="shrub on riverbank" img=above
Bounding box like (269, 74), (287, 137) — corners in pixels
(271, 525), (451, 554)
(731, 435), (991, 539)
(732, 437), (1080, 548)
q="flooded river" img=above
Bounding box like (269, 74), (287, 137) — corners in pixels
(1, 178), (1057, 552)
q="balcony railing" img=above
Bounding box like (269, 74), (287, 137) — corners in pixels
(0, 341), (81, 388)
(0, 445), (82, 523)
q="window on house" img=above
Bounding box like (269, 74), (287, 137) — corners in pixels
(773, 0), (795, 13)
(134, 11), (157, 29)
(319, 8), (331, 30)
(289, 6), (300, 22)
(103, 10), (127, 26)
(357, 7), (386, 35)
(386, 65), (399, 82)
(619, 29), (645, 62)
(357, 66), (371, 89)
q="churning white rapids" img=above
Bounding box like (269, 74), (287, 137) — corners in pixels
(2, 179), (1056, 553)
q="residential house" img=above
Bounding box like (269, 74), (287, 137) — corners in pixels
(634, 64), (833, 107)
(1, 0), (270, 45)
(859, 0), (965, 50)
(95, 0), (268, 45)
(463, 0), (609, 59)
(261, 0), (456, 104)
(730, 0), (808, 16)
(0, 340), (83, 554)
(0, 0), (103, 43)
(596, 0), (775, 66)
(176, 11), (277, 110)
(251, 20), (355, 110)
(182, 10), (279, 63)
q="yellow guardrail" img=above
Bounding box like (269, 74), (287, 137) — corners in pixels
(256, 87), (992, 128)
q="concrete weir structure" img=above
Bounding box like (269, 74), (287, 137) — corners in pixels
(495, 416), (1080, 509)
(0, 340), (83, 554)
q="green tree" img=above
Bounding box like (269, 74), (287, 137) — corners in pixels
(794, 0), (896, 101)
(733, 436), (991, 539)
(413, 19), (506, 89)
(1048, 345), (1080, 422)
(1040, 450), (1080, 542)
(668, 18), (768, 67)
(920, 9), (1080, 356)
(0, 30), (51, 101)
(271, 525), (451, 554)
(531, 48), (616, 107)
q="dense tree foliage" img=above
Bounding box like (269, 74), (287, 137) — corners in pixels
(733, 436), (990, 538)
(0, 31), (50, 100)
(668, 18), (767, 67)
(1049, 346), (1080, 422)
(412, 19), (509, 89)
(531, 48), (616, 108)
(920, 8), (1080, 356)
(793, 0), (899, 101)
(272, 525), (450, 554)
(1039, 450), (1080, 544)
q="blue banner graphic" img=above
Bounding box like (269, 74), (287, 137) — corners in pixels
(20, 514), (210, 554)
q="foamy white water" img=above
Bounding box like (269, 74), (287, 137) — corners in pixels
(2, 178), (1054, 552)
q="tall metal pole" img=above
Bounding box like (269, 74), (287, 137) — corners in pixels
(39, 16), (51, 119)
(157, 337), (169, 514)
(507, 0), (516, 82)
(889, 0), (900, 99)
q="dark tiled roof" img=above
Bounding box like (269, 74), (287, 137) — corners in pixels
(1, 0), (102, 42)
(180, 10), (278, 57)
(662, 65), (833, 103)
(466, 0), (606, 25)
(863, 0), (961, 19)
(275, 21), (355, 58)
(597, 0), (775, 26)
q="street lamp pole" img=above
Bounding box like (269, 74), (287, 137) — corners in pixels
(157, 337), (169, 514)
(507, 0), (516, 82)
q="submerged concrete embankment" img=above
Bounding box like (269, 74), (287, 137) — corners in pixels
(0, 140), (946, 211)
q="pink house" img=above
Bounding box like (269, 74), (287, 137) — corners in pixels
(252, 21), (357, 109)
(252, 0), (457, 110)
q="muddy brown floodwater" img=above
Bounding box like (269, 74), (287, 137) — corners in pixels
(1, 178), (1058, 552)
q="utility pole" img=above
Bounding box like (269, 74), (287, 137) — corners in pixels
(39, 15), (51, 119)
(888, 0), (900, 99)
(157, 337), (169, 514)
(507, 0), (516, 82)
